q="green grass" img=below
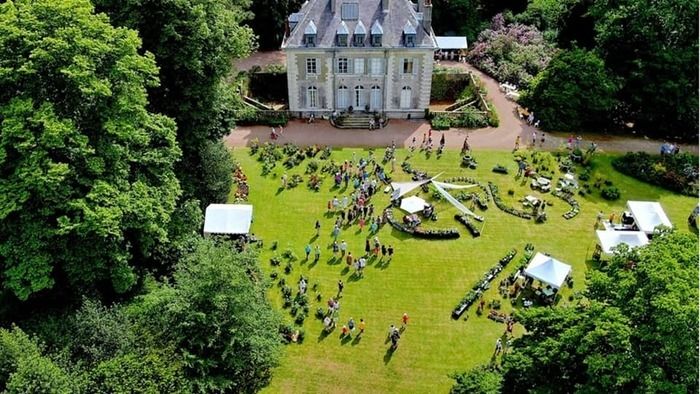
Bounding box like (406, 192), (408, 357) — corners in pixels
(230, 147), (697, 393)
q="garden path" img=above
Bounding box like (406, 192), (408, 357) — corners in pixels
(226, 54), (698, 154)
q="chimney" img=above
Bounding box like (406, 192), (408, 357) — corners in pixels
(331, 0), (336, 13)
(382, 0), (390, 13)
(422, 1), (432, 32)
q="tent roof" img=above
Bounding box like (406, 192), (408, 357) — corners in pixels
(596, 230), (649, 254)
(391, 179), (431, 199)
(524, 253), (571, 289)
(435, 36), (468, 49)
(627, 201), (672, 234)
(204, 204), (253, 235)
(400, 196), (427, 213)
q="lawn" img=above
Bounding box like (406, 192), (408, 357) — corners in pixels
(230, 145), (697, 394)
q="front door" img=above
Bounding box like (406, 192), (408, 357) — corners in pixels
(400, 86), (412, 109)
(354, 86), (365, 109)
(337, 85), (349, 110)
(370, 86), (382, 111)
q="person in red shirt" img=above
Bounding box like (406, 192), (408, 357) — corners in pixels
(402, 313), (409, 327)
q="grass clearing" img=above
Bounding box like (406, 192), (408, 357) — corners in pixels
(230, 146), (696, 393)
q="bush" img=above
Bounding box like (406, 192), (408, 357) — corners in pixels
(431, 115), (452, 130)
(612, 152), (699, 196)
(601, 186), (620, 200)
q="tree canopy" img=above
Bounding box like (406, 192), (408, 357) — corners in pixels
(0, 0), (181, 300)
(94, 0), (255, 206)
(455, 232), (699, 393)
(521, 48), (618, 131)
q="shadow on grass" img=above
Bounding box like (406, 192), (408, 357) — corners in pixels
(308, 257), (319, 269)
(326, 257), (340, 266)
(340, 266), (349, 276)
(347, 272), (362, 282)
(317, 327), (333, 342)
(276, 187), (284, 196)
(351, 334), (362, 346)
(308, 234), (319, 243)
(340, 334), (352, 345)
(383, 346), (397, 364)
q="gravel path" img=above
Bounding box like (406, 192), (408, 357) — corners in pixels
(226, 56), (698, 154)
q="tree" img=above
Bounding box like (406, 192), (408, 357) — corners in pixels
(0, 326), (74, 393)
(0, 0), (181, 300)
(589, 0), (698, 140)
(521, 48), (618, 131)
(133, 239), (282, 393)
(246, 0), (304, 50)
(455, 232), (698, 393)
(431, 0), (487, 43)
(89, 352), (189, 394)
(450, 366), (502, 394)
(94, 0), (255, 206)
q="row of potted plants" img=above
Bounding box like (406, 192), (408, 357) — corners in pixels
(551, 189), (580, 219)
(384, 207), (461, 240)
(452, 249), (518, 319)
(488, 182), (533, 220)
(454, 214), (481, 237)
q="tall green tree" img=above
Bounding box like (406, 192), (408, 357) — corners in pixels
(247, 0), (303, 50)
(133, 239), (282, 393)
(454, 232), (699, 393)
(0, 0), (181, 300)
(94, 0), (255, 206)
(521, 48), (618, 131)
(589, 0), (698, 139)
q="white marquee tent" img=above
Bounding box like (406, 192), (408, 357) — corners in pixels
(435, 36), (468, 50)
(400, 196), (427, 213)
(596, 230), (649, 254)
(204, 204), (253, 235)
(524, 253), (571, 289)
(626, 201), (672, 234)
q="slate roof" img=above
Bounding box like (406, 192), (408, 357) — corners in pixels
(283, 0), (436, 49)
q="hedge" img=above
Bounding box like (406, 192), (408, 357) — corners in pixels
(612, 152), (699, 196)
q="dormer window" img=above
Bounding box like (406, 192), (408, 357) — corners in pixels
(353, 21), (366, 47)
(304, 21), (317, 47)
(371, 20), (383, 47)
(403, 21), (417, 47)
(336, 21), (349, 47)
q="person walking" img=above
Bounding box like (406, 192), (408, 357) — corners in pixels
(281, 173), (288, 188)
(387, 245), (394, 260)
(402, 313), (409, 327)
(540, 132), (545, 148)
(381, 244), (387, 258)
(346, 252), (353, 266)
(341, 325), (349, 337)
(531, 131), (537, 147)
(304, 244), (312, 260)
(332, 224), (340, 240)
(514, 135), (520, 151)
(494, 338), (503, 355)
(358, 319), (366, 336)
(365, 239), (371, 256)
(315, 219), (321, 235)
(340, 240), (347, 257)
(348, 318), (356, 334)
(440, 133), (445, 147)
(337, 279), (344, 296)
(332, 241), (339, 256)
(314, 245), (321, 262)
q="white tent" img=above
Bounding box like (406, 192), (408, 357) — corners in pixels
(524, 253), (571, 289)
(596, 230), (649, 254)
(435, 36), (468, 50)
(627, 201), (672, 234)
(400, 196), (427, 213)
(204, 204), (253, 235)
(391, 175), (481, 219)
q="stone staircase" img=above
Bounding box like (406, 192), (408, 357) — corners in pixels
(332, 113), (388, 129)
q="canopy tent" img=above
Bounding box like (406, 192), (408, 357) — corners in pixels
(435, 36), (468, 50)
(627, 201), (672, 234)
(400, 196), (427, 213)
(204, 204), (253, 235)
(596, 230), (649, 254)
(524, 253), (571, 289)
(391, 175), (480, 219)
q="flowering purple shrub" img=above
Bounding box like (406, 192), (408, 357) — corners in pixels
(468, 14), (557, 87)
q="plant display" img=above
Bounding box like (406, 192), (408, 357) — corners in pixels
(384, 207), (461, 240)
(601, 186), (620, 200)
(492, 164), (509, 174)
(455, 214), (481, 237)
(307, 174), (322, 191)
(612, 152), (699, 196)
(488, 183), (533, 220)
(286, 174), (303, 189)
(552, 189), (580, 219)
(452, 249), (518, 319)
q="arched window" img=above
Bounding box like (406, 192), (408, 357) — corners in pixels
(370, 85), (382, 111)
(307, 86), (318, 108)
(354, 85), (365, 108)
(336, 85), (349, 109)
(400, 86), (412, 109)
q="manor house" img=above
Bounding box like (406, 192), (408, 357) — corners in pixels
(282, 0), (437, 119)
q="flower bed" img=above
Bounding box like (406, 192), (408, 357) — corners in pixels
(488, 182), (532, 220)
(452, 249), (518, 319)
(232, 164), (249, 202)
